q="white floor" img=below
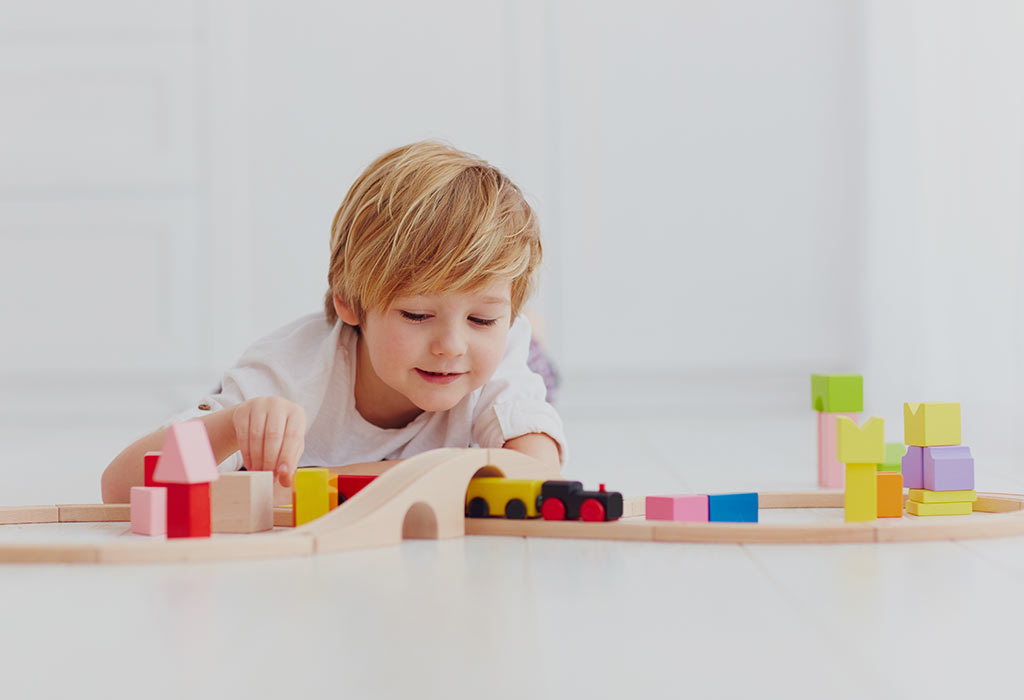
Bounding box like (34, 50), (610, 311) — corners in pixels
(1, 409), (1023, 699)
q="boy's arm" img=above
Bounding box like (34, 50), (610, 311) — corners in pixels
(100, 407), (242, 504)
(503, 432), (561, 471)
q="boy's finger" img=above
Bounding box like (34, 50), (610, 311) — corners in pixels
(276, 463), (293, 488)
(235, 412), (252, 471)
(262, 409), (288, 475)
(276, 417), (304, 487)
(248, 407), (267, 472)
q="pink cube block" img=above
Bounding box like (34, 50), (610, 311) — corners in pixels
(818, 412), (859, 488)
(646, 495), (708, 522)
(923, 446), (974, 491)
(902, 446), (923, 489)
(131, 486), (167, 536)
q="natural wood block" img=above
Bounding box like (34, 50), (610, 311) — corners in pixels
(211, 472), (274, 533)
(904, 402), (962, 447)
(273, 506), (294, 527)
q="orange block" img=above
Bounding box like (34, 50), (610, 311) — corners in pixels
(877, 472), (904, 518)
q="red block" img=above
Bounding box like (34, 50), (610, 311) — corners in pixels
(166, 482), (211, 538)
(144, 452), (162, 487)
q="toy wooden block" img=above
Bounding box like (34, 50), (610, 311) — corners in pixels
(707, 493), (758, 522)
(466, 478), (545, 518)
(293, 468), (331, 527)
(166, 483), (211, 538)
(906, 500), (973, 516)
(645, 495), (708, 522)
(845, 463), (877, 522)
(0, 506), (59, 524)
(211, 472), (274, 533)
(153, 421), (220, 539)
(152, 421), (220, 485)
(144, 451), (162, 487)
(811, 374), (863, 412)
(130, 487), (167, 536)
(923, 446), (974, 491)
(58, 504), (130, 522)
(908, 489), (977, 504)
(818, 412), (858, 489)
(876, 472), (903, 518)
(836, 416), (885, 464)
(879, 443), (906, 472)
(904, 402), (962, 447)
(335, 475), (378, 504)
(329, 481), (339, 511)
(902, 446), (924, 489)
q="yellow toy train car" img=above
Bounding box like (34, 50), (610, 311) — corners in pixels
(465, 478), (545, 519)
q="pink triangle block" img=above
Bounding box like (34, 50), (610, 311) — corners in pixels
(153, 421), (220, 484)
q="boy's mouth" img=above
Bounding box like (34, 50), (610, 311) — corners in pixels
(416, 368), (466, 384)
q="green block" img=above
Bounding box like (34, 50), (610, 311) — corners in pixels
(810, 374), (863, 412)
(878, 442), (906, 472)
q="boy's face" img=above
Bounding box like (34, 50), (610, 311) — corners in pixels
(347, 279), (514, 425)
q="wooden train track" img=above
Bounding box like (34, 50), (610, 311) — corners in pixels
(0, 449), (1022, 563)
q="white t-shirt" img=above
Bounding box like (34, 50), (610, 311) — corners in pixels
(163, 312), (567, 472)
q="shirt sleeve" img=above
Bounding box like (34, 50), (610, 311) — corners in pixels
(156, 314), (338, 473)
(472, 314), (568, 466)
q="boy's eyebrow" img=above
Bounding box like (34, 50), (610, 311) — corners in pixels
(477, 295), (511, 305)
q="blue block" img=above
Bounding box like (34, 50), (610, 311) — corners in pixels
(708, 493), (759, 523)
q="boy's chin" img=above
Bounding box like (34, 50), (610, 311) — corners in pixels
(411, 392), (465, 413)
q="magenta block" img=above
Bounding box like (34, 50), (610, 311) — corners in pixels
(646, 494), (708, 522)
(130, 486), (167, 536)
(902, 446), (924, 489)
(818, 412), (858, 488)
(923, 446), (974, 491)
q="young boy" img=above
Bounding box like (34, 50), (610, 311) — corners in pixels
(101, 141), (566, 504)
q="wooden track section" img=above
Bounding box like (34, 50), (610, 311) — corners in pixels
(1, 449), (1023, 563)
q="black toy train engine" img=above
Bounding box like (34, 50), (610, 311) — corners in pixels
(539, 481), (623, 522)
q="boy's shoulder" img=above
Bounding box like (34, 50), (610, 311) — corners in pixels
(238, 312), (343, 364)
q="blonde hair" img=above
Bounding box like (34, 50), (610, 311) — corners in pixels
(324, 141), (542, 325)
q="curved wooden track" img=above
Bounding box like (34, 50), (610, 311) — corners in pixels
(0, 449), (1023, 563)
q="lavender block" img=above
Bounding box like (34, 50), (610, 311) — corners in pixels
(923, 446), (974, 491)
(902, 446), (924, 489)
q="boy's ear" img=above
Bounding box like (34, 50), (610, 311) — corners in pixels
(333, 295), (360, 326)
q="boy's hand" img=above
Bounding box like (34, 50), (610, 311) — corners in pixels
(233, 397), (307, 488)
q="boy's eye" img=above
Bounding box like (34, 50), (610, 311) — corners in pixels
(400, 311), (428, 322)
(469, 317), (498, 327)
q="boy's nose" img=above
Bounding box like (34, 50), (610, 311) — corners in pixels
(431, 324), (467, 357)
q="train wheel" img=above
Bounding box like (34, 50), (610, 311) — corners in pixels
(541, 498), (566, 521)
(505, 499), (527, 519)
(580, 498), (606, 522)
(467, 497), (490, 518)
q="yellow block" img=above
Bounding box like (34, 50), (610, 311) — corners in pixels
(845, 463), (877, 522)
(904, 402), (961, 447)
(908, 489), (977, 504)
(906, 500), (972, 516)
(293, 468), (330, 526)
(836, 416), (885, 464)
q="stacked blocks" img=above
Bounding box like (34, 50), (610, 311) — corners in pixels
(293, 468), (331, 526)
(836, 416), (889, 522)
(210, 471), (274, 533)
(904, 403), (974, 516)
(645, 493), (757, 523)
(148, 421), (220, 538)
(811, 374), (862, 488)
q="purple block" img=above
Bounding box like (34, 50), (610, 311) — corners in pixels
(902, 446), (924, 489)
(923, 446), (974, 491)
(646, 494), (708, 522)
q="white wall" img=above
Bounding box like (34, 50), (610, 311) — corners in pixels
(0, 1), (1020, 452)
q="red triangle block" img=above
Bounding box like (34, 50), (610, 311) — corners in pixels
(153, 421), (219, 485)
